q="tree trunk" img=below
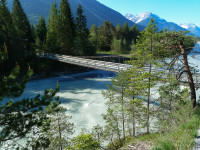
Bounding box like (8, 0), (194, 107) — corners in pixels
(179, 41), (196, 108)
(121, 87), (126, 139)
(147, 35), (153, 134)
(57, 112), (63, 150)
(132, 97), (136, 137)
(147, 61), (151, 134)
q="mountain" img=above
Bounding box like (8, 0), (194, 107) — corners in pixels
(125, 12), (187, 32)
(7, 0), (143, 29)
(179, 23), (200, 37)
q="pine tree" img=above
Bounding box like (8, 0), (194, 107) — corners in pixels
(115, 24), (123, 39)
(0, 45), (60, 149)
(0, 0), (20, 69)
(130, 24), (140, 44)
(102, 71), (129, 140)
(89, 24), (98, 51)
(136, 18), (164, 133)
(58, 0), (75, 55)
(99, 21), (113, 51)
(35, 16), (47, 45)
(75, 4), (94, 55)
(46, 1), (59, 52)
(12, 0), (34, 46)
(162, 31), (197, 108)
(123, 22), (130, 43)
(46, 106), (74, 150)
(111, 38), (123, 52)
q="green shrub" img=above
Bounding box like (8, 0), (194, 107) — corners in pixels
(153, 141), (176, 150)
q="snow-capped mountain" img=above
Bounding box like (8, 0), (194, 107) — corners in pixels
(125, 12), (187, 32)
(125, 12), (166, 24)
(179, 23), (200, 37)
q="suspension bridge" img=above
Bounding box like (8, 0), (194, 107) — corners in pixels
(26, 50), (200, 88)
(33, 52), (133, 73)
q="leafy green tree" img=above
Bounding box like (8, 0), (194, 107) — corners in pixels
(58, 0), (75, 55)
(12, 0), (34, 46)
(65, 133), (100, 150)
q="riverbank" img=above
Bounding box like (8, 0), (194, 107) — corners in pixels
(120, 106), (200, 150)
(27, 55), (95, 81)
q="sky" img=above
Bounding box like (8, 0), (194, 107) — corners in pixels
(97, 0), (200, 27)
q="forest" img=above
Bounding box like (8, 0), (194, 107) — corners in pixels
(0, 0), (200, 149)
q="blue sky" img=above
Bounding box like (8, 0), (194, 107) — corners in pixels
(97, 0), (200, 27)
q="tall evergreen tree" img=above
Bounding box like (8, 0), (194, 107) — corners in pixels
(136, 18), (164, 133)
(36, 16), (47, 44)
(89, 24), (98, 51)
(12, 0), (34, 46)
(115, 24), (123, 39)
(46, 1), (59, 52)
(58, 0), (75, 55)
(0, 0), (20, 70)
(130, 24), (140, 44)
(75, 4), (94, 55)
(0, 45), (60, 149)
(123, 22), (130, 43)
(99, 21), (113, 51)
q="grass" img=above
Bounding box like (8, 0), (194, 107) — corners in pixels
(120, 107), (200, 150)
(96, 50), (131, 56)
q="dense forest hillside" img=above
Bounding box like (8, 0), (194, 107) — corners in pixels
(7, 0), (144, 29)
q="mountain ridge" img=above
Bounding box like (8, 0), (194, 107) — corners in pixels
(7, 0), (144, 30)
(179, 23), (200, 37)
(125, 12), (188, 33)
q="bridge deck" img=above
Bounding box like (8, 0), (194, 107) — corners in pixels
(36, 53), (133, 73)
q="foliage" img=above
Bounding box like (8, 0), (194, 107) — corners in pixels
(0, 28), (59, 150)
(75, 4), (95, 56)
(57, 0), (75, 55)
(46, 1), (59, 53)
(35, 16), (47, 50)
(65, 133), (100, 150)
(12, 0), (34, 47)
(46, 106), (74, 150)
(135, 17), (165, 133)
(0, 0), (21, 69)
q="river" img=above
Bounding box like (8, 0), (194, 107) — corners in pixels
(18, 70), (116, 136)
(2, 43), (200, 149)
(19, 42), (200, 135)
